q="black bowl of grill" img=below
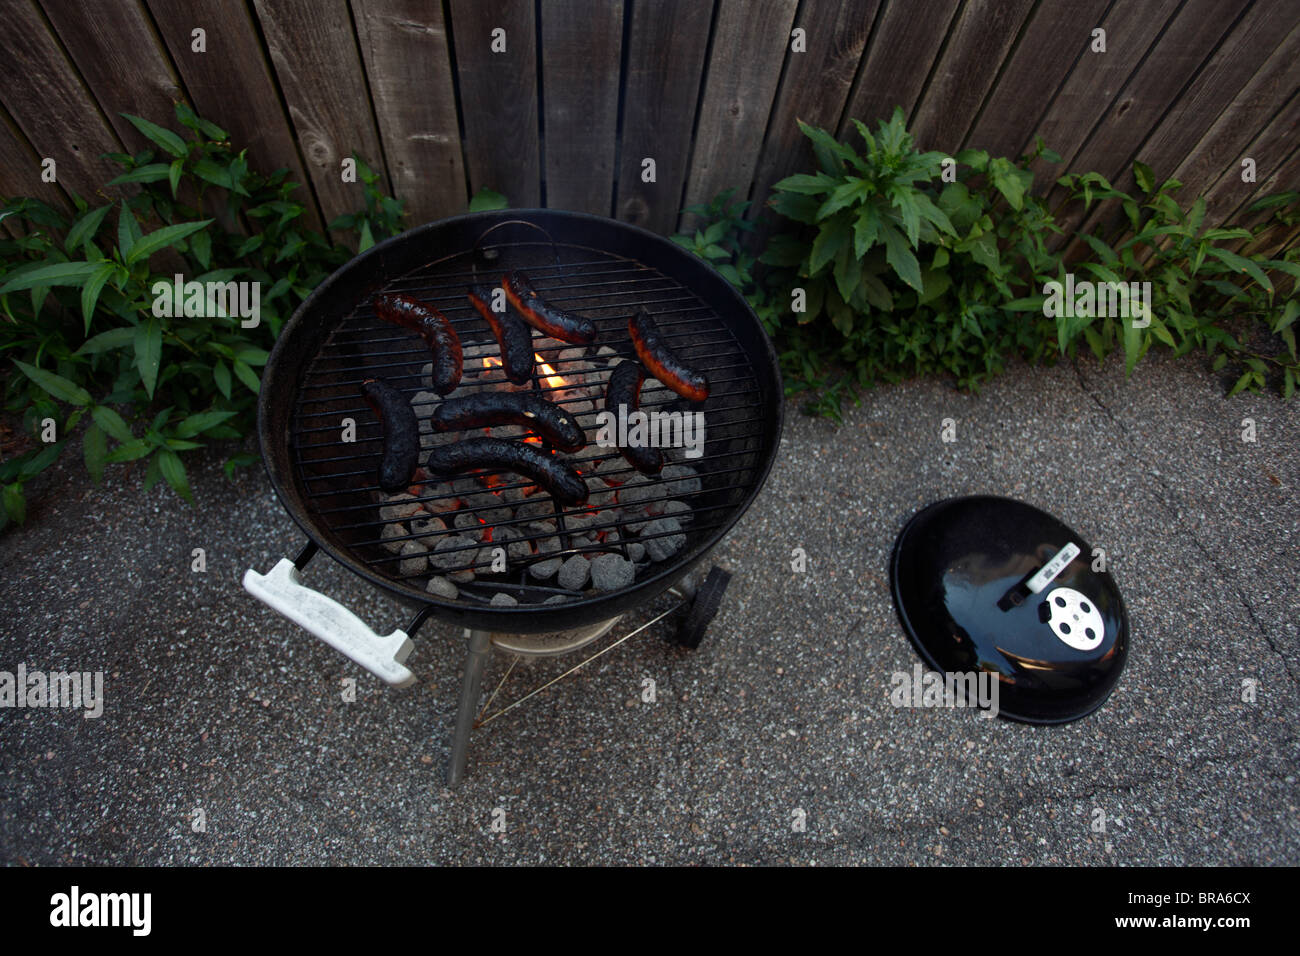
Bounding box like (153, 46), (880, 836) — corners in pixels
(244, 210), (783, 685)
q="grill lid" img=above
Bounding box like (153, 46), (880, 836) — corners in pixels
(890, 496), (1129, 723)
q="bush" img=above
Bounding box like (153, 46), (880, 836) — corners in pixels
(675, 108), (1299, 418)
(0, 104), (405, 526)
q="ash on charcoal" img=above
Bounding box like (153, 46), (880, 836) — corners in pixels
(429, 535), (477, 572)
(409, 515), (446, 538)
(543, 595), (569, 605)
(537, 535), (561, 555)
(410, 391), (439, 419)
(453, 512), (485, 541)
(382, 523), (408, 553)
(617, 474), (657, 511)
(379, 493), (423, 521)
(557, 554), (591, 590)
(590, 553), (634, 592)
(517, 500), (555, 521)
(494, 526), (533, 562)
(426, 576), (458, 599)
(398, 541), (428, 576)
(490, 592), (519, 607)
(501, 485), (535, 504)
(528, 519), (558, 536)
(528, 557), (563, 580)
(488, 425), (524, 439)
(631, 497), (691, 532)
(594, 457), (629, 481)
(661, 464), (701, 498)
(627, 542), (646, 562)
(641, 517), (686, 562)
(463, 493), (512, 524)
(421, 483), (460, 514)
(596, 346), (617, 359)
(585, 477), (615, 508)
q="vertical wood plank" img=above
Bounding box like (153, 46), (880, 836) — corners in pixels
(251, 0), (390, 228)
(146, 0), (323, 231)
(836, 0), (960, 136)
(1200, 90), (1300, 226)
(353, 0), (467, 224)
(39, 0), (182, 153)
(965, 0), (1110, 158)
(615, 0), (713, 233)
(0, 0), (123, 200)
(1024, 0), (1180, 191)
(448, 0), (540, 206)
(680, 0), (797, 228)
(909, 0), (1036, 153)
(540, 0), (623, 215)
(0, 107), (70, 232)
(748, 0), (877, 225)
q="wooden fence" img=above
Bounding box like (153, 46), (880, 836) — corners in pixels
(1, 0), (1297, 248)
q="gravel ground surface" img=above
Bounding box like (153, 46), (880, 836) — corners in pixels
(1, 351), (1296, 865)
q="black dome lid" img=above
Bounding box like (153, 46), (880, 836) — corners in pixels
(890, 496), (1129, 724)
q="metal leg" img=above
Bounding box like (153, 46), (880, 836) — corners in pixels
(447, 628), (493, 786)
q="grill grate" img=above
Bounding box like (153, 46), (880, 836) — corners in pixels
(289, 236), (766, 606)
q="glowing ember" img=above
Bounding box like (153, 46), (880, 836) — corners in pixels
(536, 354), (567, 390)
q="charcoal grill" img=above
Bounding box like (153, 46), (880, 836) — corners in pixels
(243, 210), (782, 782)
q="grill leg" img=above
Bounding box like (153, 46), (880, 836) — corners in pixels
(447, 628), (493, 786)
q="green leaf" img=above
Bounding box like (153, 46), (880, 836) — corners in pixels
(1076, 231), (1118, 265)
(77, 326), (135, 355)
(134, 314), (162, 398)
(107, 163), (172, 186)
(81, 261), (116, 332)
(3, 483), (26, 526)
(117, 201), (141, 259)
(174, 410), (237, 438)
(853, 205), (881, 257)
(881, 225), (922, 292)
(190, 228), (212, 269)
(1133, 161), (1154, 195)
(13, 360), (93, 406)
(232, 358), (261, 394)
(213, 359), (232, 399)
(83, 422), (107, 483)
(1205, 247), (1272, 293)
(157, 448), (193, 503)
(105, 439), (153, 463)
(773, 171), (839, 196)
(121, 113), (187, 157)
(809, 221), (851, 275)
(90, 405), (134, 443)
(0, 260), (104, 294)
(1122, 318), (1143, 376)
(468, 188), (508, 211)
(64, 205), (112, 253)
(1273, 299), (1299, 334)
(192, 156), (233, 190)
(125, 219), (213, 266)
(358, 219), (375, 252)
(169, 159), (183, 198)
(1227, 370), (1252, 397)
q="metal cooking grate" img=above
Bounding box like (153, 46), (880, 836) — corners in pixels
(289, 234), (766, 606)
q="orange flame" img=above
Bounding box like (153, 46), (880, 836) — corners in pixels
(536, 354), (567, 390)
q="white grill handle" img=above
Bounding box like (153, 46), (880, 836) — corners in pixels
(243, 558), (416, 687)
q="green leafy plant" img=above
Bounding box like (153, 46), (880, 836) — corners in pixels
(1056, 169), (1299, 397)
(0, 103), (406, 527)
(673, 108), (1298, 418)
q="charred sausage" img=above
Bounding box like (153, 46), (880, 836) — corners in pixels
(361, 379), (420, 492)
(604, 361), (662, 475)
(467, 284), (534, 385)
(628, 309), (709, 402)
(374, 293), (463, 395)
(425, 437), (588, 506)
(502, 271), (596, 345)
(432, 392), (585, 453)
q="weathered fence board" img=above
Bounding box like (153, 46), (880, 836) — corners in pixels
(615, 0), (714, 233)
(909, 0), (1035, 154)
(540, 0), (623, 215)
(251, 0), (389, 228)
(145, 0), (323, 231)
(749, 0), (878, 231)
(353, 0), (467, 225)
(680, 0), (798, 229)
(448, 0), (541, 207)
(0, 0), (1296, 256)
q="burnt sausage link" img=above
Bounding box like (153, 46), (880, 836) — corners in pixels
(628, 309), (710, 402)
(432, 392), (586, 453)
(374, 293), (464, 395)
(467, 284), (534, 385)
(604, 360), (663, 475)
(425, 437), (588, 506)
(502, 271), (596, 345)
(361, 379), (420, 492)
